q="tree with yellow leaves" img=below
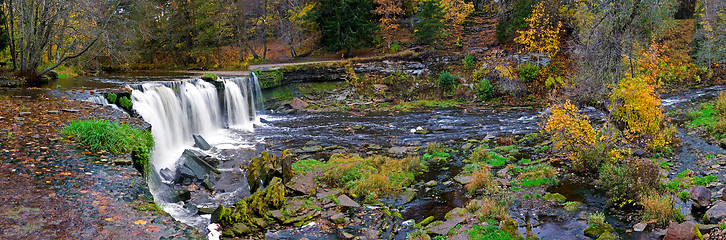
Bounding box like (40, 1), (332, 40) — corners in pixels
(373, 0), (404, 48)
(440, 0), (474, 24)
(514, 0), (562, 59)
(542, 100), (597, 154)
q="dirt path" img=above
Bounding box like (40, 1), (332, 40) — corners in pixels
(0, 88), (203, 240)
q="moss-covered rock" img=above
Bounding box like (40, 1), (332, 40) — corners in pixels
(248, 177), (286, 217)
(584, 223), (615, 239)
(543, 193), (567, 203)
(499, 219), (525, 240)
(222, 222), (251, 237)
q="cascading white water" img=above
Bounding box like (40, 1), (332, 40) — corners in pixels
(250, 73), (265, 113)
(130, 76), (259, 172)
(86, 95), (125, 112)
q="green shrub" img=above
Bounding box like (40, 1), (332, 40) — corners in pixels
(573, 143), (608, 174)
(60, 120), (154, 173)
(518, 62), (540, 82)
(106, 93), (117, 104)
(599, 159), (662, 205)
(390, 42), (400, 53)
(464, 55), (476, 69)
(202, 73), (218, 81)
(693, 175), (718, 186)
(119, 96), (133, 111)
(438, 71), (458, 92)
(716, 90), (726, 115)
(587, 211), (606, 228)
(677, 191), (690, 200)
(476, 79), (494, 101)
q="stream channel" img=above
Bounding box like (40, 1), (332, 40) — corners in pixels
(50, 73), (726, 239)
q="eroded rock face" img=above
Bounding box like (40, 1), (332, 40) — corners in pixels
(690, 186), (711, 210)
(664, 221), (702, 240)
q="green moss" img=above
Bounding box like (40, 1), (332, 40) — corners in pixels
(467, 220), (518, 240)
(106, 93), (117, 104)
(543, 193), (567, 203)
(202, 73), (218, 81)
(119, 96), (133, 111)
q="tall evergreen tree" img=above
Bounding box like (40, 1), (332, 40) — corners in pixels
(316, 0), (374, 57)
(415, 0), (445, 44)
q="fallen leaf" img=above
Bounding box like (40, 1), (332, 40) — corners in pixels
(134, 219), (147, 225)
(105, 218), (114, 222)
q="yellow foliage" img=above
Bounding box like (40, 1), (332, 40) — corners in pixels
(514, 0), (562, 58)
(494, 64), (517, 81)
(611, 75), (664, 138)
(373, 0), (404, 45)
(542, 100), (597, 153)
(440, 0), (474, 24)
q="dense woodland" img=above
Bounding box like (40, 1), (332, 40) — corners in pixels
(0, 0), (722, 87)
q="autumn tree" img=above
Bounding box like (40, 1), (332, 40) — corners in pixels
(514, 0), (561, 60)
(275, 0), (318, 58)
(4, 0), (126, 84)
(693, 0), (726, 69)
(315, 0), (374, 57)
(440, 0), (474, 24)
(373, 0), (403, 48)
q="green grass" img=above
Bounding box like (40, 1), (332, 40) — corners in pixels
(467, 221), (516, 240)
(60, 119), (154, 171)
(664, 180), (684, 192)
(291, 159), (326, 173)
(119, 96), (133, 111)
(693, 175), (718, 186)
(518, 158), (532, 165)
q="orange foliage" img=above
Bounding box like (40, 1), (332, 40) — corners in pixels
(515, 0), (561, 58)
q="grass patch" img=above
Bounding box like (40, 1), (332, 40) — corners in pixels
(467, 220), (516, 240)
(291, 159), (326, 173)
(693, 175), (718, 186)
(641, 193), (683, 227)
(515, 164), (557, 187)
(60, 119), (154, 173)
(322, 154), (423, 202)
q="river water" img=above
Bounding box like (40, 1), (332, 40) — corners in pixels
(53, 73), (726, 239)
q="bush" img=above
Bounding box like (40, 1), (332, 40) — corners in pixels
(464, 54), (476, 69)
(641, 193), (683, 227)
(60, 119), (154, 173)
(716, 91), (726, 115)
(467, 167), (495, 193)
(438, 71), (458, 92)
(106, 93), (117, 104)
(390, 42), (400, 53)
(573, 143), (608, 174)
(599, 158), (662, 205)
(466, 198), (509, 221)
(518, 63), (540, 82)
(476, 79), (494, 101)
(542, 100), (596, 154)
(119, 96), (133, 111)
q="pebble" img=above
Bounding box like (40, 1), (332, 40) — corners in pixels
(19, 112), (31, 116)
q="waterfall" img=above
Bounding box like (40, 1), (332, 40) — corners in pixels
(250, 72), (265, 113)
(130, 76), (260, 172)
(86, 95), (125, 112)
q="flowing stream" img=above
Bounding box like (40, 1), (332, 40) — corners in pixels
(68, 72), (726, 239)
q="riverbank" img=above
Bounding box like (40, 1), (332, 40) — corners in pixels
(0, 88), (203, 239)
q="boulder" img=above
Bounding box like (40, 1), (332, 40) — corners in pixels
(664, 221), (703, 240)
(222, 222), (251, 237)
(454, 175), (472, 185)
(290, 98), (309, 110)
(425, 180), (438, 187)
(159, 168), (175, 182)
(633, 222), (647, 232)
(706, 200), (726, 223)
(286, 172), (316, 195)
(337, 195), (360, 208)
(330, 213), (345, 224)
(427, 217), (466, 235)
(193, 135), (212, 150)
(722, 188), (726, 201)
(300, 145), (323, 153)
(691, 186), (711, 210)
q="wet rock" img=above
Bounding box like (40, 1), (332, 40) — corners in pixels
(691, 186), (711, 210)
(222, 222), (251, 237)
(425, 180), (438, 187)
(171, 189), (191, 202)
(388, 146), (413, 155)
(182, 149), (220, 174)
(722, 188), (726, 201)
(584, 223), (615, 239)
(113, 158), (132, 165)
(499, 219), (524, 240)
(270, 210), (285, 222)
(336, 195), (360, 208)
(316, 189), (341, 199)
(427, 217), (466, 235)
(633, 222), (647, 232)
(286, 172), (316, 195)
(399, 188), (417, 203)
(664, 221), (702, 240)
(283, 211), (317, 226)
(454, 175), (472, 185)
(633, 149), (647, 158)
(193, 135), (211, 150)
(198, 207), (215, 215)
(159, 168), (175, 182)
(706, 200), (726, 223)
(290, 98), (309, 110)
(300, 145), (323, 153)
(330, 213), (345, 224)
(543, 193), (567, 203)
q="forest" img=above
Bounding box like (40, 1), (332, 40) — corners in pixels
(2, 0), (726, 239)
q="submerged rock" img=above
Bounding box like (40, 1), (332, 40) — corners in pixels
(691, 186), (711, 210)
